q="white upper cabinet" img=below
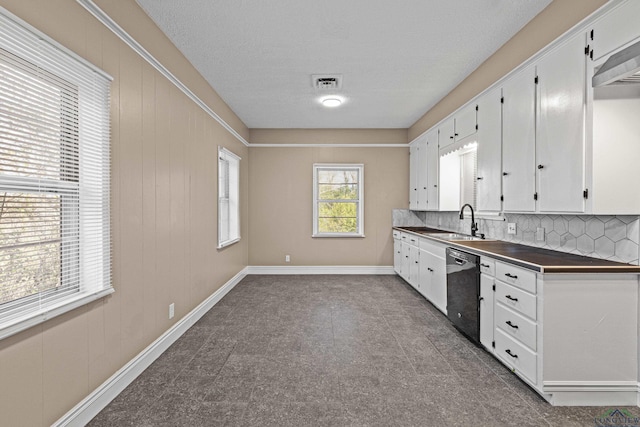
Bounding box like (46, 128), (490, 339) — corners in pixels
(409, 129), (439, 211)
(438, 117), (456, 149)
(426, 129), (439, 210)
(502, 65), (536, 212)
(536, 33), (586, 213)
(409, 143), (419, 210)
(439, 106), (478, 150)
(590, 0), (640, 61)
(476, 87), (502, 212)
(417, 136), (429, 210)
(455, 103), (478, 141)
(587, 1), (640, 214)
(409, 134), (430, 211)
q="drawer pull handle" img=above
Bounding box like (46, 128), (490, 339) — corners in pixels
(505, 320), (519, 329)
(415, 261), (419, 264)
(505, 349), (518, 359)
(505, 273), (518, 279)
(505, 295), (518, 302)
(427, 268), (434, 272)
(480, 263), (490, 268)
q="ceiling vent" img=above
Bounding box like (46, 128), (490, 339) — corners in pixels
(312, 74), (342, 90)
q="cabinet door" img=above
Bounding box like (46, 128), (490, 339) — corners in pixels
(393, 239), (402, 275)
(426, 130), (439, 210)
(476, 87), (502, 212)
(409, 246), (420, 289)
(418, 249), (431, 299)
(502, 65), (536, 212)
(536, 33), (586, 213)
(455, 103), (478, 141)
(439, 117), (456, 149)
(480, 273), (495, 351)
(400, 241), (410, 281)
(409, 144), (419, 210)
(590, 1), (640, 61)
(426, 251), (447, 314)
(417, 136), (429, 210)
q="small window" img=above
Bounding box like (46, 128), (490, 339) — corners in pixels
(313, 164), (364, 237)
(0, 9), (112, 339)
(218, 147), (240, 248)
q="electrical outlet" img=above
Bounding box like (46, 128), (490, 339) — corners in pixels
(285, 255), (290, 263)
(536, 227), (545, 242)
(507, 223), (517, 235)
(169, 303), (175, 319)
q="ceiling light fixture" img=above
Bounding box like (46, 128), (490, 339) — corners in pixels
(322, 98), (342, 107)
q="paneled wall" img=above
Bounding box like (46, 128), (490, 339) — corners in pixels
(0, 1), (249, 425)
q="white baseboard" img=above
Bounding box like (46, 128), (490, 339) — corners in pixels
(544, 381), (640, 406)
(247, 265), (395, 275)
(53, 267), (248, 427)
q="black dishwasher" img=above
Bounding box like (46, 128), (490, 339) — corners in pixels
(446, 248), (481, 344)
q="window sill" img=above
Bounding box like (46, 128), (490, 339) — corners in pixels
(0, 286), (115, 341)
(312, 233), (366, 238)
(217, 237), (241, 249)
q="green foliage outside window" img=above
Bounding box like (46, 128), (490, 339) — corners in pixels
(316, 169), (360, 234)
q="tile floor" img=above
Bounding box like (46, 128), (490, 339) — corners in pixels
(89, 275), (640, 426)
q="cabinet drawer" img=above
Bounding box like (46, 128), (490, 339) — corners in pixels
(479, 257), (495, 276)
(393, 230), (401, 239)
(495, 281), (536, 320)
(495, 261), (536, 293)
(495, 329), (537, 384)
(419, 238), (446, 258)
(495, 303), (537, 351)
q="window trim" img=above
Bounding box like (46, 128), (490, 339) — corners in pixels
(0, 7), (112, 341)
(312, 163), (365, 238)
(217, 146), (241, 249)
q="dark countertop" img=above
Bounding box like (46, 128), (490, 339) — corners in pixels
(394, 226), (640, 274)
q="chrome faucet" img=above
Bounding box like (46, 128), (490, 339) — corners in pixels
(459, 203), (478, 237)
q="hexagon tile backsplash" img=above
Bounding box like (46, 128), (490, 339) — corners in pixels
(393, 209), (640, 265)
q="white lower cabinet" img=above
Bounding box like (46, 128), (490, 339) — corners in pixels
(394, 231), (447, 314)
(494, 328), (538, 384)
(490, 265), (639, 406)
(393, 231), (640, 406)
(393, 231), (402, 275)
(479, 268), (495, 351)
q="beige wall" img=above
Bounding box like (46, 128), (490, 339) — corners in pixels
(250, 128), (408, 145)
(0, 0), (249, 425)
(408, 0), (609, 140)
(248, 135), (408, 266)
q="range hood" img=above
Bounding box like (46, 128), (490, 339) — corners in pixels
(593, 39), (640, 87)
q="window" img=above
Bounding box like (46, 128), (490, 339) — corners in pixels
(313, 164), (364, 237)
(218, 147), (240, 248)
(0, 9), (112, 339)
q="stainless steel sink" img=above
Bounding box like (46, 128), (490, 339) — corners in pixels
(427, 233), (490, 241)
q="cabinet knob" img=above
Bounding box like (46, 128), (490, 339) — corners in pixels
(449, 136), (454, 139)
(477, 177), (483, 180)
(454, 133), (459, 137)
(537, 164), (544, 169)
(434, 185), (437, 188)
(502, 172), (508, 176)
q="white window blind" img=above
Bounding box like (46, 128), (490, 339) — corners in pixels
(313, 164), (364, 237)
(218, 147), (240, 248)
(0, 8), (112, 339)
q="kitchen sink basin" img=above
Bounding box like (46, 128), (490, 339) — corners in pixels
(427, 233), (490, 241)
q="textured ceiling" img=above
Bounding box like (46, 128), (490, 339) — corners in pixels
(136, 0), (552, 129)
